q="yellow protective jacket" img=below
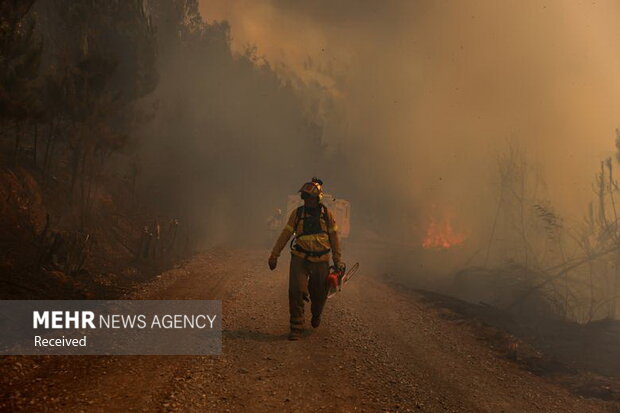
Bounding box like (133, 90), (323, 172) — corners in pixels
(270, 204), (342, 263)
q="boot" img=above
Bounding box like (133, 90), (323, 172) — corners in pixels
(311, 316), (321, 328)
(288, 328), (302, 341)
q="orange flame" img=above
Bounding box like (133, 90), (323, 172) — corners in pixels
(422, 214), (465, 249)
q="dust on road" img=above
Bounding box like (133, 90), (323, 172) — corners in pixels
(0, 249), (612, 412)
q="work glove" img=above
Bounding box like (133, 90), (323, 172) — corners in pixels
(268, 255), (277, 271)
(334, 261), (346, 274)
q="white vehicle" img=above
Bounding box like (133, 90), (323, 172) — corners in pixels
(285, 193), (351, 238)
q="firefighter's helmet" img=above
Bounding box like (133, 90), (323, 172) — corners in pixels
(299, 177), (323, 200)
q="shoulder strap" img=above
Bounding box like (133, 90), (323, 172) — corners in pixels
(320, 204), (331, 231)
(293, 206), (304, 234)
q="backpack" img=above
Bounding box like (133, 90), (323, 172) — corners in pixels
(289, 204), (332, 257)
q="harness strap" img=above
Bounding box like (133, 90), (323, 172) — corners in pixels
(293, 244), (331, 258)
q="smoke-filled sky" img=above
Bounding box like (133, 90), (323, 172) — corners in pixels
(200, 0), (620, 225)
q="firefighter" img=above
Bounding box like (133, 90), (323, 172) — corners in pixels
(268, 178), (343, 340)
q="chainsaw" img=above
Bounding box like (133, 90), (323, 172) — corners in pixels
(327, 262), (359, 298)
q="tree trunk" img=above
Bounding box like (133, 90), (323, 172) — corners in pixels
(79, 147), (89, 229)
(33, 122), (38, 166)
(43, 118), (55, 183)
(69, 145), (82, 203)
(613, 250), (620, 319)
(13, 119), (21, 166)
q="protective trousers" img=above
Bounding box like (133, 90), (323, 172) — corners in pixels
(288, 254), (329, 331)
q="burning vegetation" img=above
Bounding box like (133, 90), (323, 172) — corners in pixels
(422, 212), (466, 250)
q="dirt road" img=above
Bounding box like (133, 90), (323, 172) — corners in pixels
(0, 249), (613, 412)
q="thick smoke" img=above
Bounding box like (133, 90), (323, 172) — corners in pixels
(199, 0), (620, 248)
(138, 6), (325, 246)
